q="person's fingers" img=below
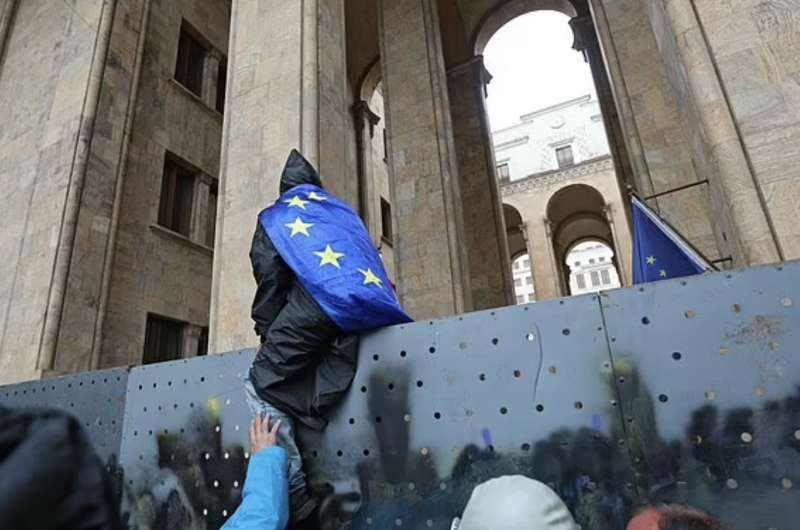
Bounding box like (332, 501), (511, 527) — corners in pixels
(271, 419), (282, 435)
(263, 413), (272, 435)
(249, 419), (257, 445)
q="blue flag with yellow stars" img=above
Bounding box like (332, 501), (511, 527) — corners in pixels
(632, 195), (711, 284)
(258, 183), (412, 333)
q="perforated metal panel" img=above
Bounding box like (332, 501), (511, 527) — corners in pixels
(602, 263), (800, 530)
(0, 367), (129, 462)
(298, 294), (634, 529)
(1, 262), (799, 530)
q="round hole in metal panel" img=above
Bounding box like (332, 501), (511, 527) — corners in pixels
(400, 350), (407, 358)
(672, 352), (682, 360)
(574, 401), (583, 410)
(387, 383), (395, 391)
(375, 416), (382, 423)
(500, 406), (509, 415)
(641, 316), (650, 325)
(479, 373), (486, 381)
(372, 354), (379, 361)
(658, 394), (669, 403)
(491, 338), (498, 345)
(433, 412), (441, 420)
(513, 370), (521, 378)
(348, 418), (355, 425)
(526, 333), (535, 341)
(684, 310), (695, 319)
(360, 385), (367, 393)
(562, 329), (570, 336)
(535, 404), (544, 412)
(416, 380), (423, 388)
(428, 346), (436, 354)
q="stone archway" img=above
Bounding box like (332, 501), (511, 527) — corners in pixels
(546, 183), (618, 295)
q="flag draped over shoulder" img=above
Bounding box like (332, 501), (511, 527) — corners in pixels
(632, 195), (711, 284)
(258, 184), (412, 333)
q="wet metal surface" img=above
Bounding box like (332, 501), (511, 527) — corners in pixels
(1, 262), (799, 529)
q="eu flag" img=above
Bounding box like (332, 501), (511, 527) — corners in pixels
(632, 195), (711, 284)
(258, 184), (412, 333)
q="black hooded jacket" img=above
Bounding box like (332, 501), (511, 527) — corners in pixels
(0, 406), (122, 530)
(248, 150), (359, 430)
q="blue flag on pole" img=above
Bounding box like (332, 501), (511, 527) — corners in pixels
(258, 184), (412, 333)
(632, 195), (711, 284)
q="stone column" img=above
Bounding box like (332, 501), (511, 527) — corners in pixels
(447, 56), (514, 310)
(604, 204), (629, 285)
(191, 174), (213, 246)
(352, 100), (381, 243)
(543, 219), (565, 298)
(377, 0), (471, 318)
(182, 324), (203, 359)
(651, 0), (781, 266)
(202, 50), (221, 111)
(210, 0), (351, 353)
(525, 219), (559, 301)
(570, 15), (636, 198)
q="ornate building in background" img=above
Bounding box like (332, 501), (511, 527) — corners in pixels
(0, 0), (796, 384)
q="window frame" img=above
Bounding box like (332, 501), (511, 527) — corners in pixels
(555, 145), (575, 169)
(143, 313), (186, 365)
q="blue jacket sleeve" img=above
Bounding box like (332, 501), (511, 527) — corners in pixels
(221, 447), (289, 530)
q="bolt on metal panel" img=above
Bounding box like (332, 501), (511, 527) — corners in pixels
(601, 262), (800, 530)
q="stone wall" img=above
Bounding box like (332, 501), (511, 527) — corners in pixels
(99, 0), (229, 368)
(693, 0), (800, 260)
(0, 0), (107, 384)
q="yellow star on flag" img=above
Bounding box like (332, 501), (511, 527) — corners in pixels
(285, 196), (309, 210)
(358, 268), (383, 288)
(314, 245), (345, 269)
(285, 217), (313, 237)
(308, 191), (327, 202)
(646, 256), (656, 265)
(659, 269), (667, 277)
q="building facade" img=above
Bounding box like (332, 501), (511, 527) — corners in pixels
(0, 0), (797, 384)
(496, 94), (631, 300)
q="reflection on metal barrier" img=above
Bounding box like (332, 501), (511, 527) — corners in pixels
(2, 262), (799, 530)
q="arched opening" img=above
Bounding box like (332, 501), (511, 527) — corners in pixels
(504, 204), (534, 304)
(353, 60), (396, 282)
(547, 184), (620, 295)
(476, 6), (632, 300)
(565, 240), (621, 295)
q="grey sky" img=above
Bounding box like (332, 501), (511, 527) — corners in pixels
(483, 11), (597, 131)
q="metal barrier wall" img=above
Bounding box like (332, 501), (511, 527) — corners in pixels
(2, 262), (799, 530)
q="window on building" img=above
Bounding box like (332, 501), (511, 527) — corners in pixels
(590, 270), (600, 287)
(576, 273), (586, 289)
(174, 21), (207, 97)
(527, 293), (535, 302)
(216, 57), (227, 114)
(523, 257), (530, 268)
(382, 129), (388, 162)
(526, 276), (533, 285)
(589, 258), (596, 264)
(516, 295), (524, 304)
(197, 327), (209, 356)
(555, 145), (574, 168)
(496, 163), (510, 182)
(158, 154), (195, 237)
(143, 314), (184, 365)
(574, 261), (580, 267)
(599, 256), (606, 262)
(380, 197), (393, 243)
(514, 278), (522, 288)
(206, 180), (218, 247)
(601, 268), (611, 285)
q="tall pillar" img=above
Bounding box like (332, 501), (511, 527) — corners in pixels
(652, 0), (781, 266)
(525, 219), (560, 301)
(210, 0), (351, 353)
(570, 16), (636, 200)
(352, 100), (381, 243)
(377, 0), (471, 319)
(447, 56), (514, 310)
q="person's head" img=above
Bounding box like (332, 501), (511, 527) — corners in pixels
(279, 149), (323, 194)
(627, 504), (724, 530)
(452, 475), (578, 530)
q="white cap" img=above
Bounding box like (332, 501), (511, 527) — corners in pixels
(454, 475), (579, 530)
